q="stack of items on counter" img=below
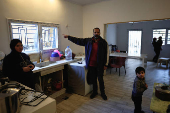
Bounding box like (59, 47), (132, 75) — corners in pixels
(50, 50), (63, 61)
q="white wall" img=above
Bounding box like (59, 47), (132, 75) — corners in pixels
(83, 0), (170, 38)
(106, 24), (117, 45)
(0, 0), (83, 55)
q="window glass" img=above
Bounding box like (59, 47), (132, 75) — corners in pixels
(42, 27), (58, 49)
(11, 23), (38, 52)
(153, 29), (166, 45)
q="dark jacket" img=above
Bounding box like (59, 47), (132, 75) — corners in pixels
(152, 41), (158, 51)
(68, 36), (108, 73)
(132, 76), (147, 97)
(157, 39), (163, 50)
(2, 51), (35, 89)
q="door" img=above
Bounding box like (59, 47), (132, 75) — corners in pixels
(128, 30), (142, 55)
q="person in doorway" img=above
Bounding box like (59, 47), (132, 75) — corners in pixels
(132, 67), (148, 113)
(3, 39), (35, 89)
(63, 28), (108, 100)
(152, 37), (158, 62)
(152, 36), (163, 62)
(157, 36), (163, 50)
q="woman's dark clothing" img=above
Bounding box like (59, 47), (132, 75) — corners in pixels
(157, 39), (163, 50)
(152, 41), (160, 62)
(3, 51), (35, 89)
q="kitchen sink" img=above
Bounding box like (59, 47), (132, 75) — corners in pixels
(34, 61), (56, 68)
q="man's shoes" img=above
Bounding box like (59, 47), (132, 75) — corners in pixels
(101, 94), (107, 100)
(140, 110), (145, 113)
(90, 93), (98, 99)
(134, 110), (145, 113)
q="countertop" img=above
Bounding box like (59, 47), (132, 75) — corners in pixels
(33, 58), (81, 73)
(6, 81), (57, 113)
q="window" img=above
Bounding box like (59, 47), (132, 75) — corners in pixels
(153, 29), (170, 45)
(8, 19), (59, 53)
(11, 23), (38, 52)
(153, 29), (166, 45)
(42, 27), (58, 50)
(168, 30), (170, 44)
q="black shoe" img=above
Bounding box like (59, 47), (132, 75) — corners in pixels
(140, 110), (145, 113)
(90, 93), (98, 99)
(101, 94), (107, 100)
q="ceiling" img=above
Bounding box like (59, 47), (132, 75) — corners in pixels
(63, 0), (110, 6)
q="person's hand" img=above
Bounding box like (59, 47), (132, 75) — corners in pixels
(22, 66), (31, 72)
(145, 84), (148, 88)
(104, 66), (107, 70)
(63, 34), (69, 38)
(28, 64), (34, 70)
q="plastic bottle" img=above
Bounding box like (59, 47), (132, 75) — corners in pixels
(65, 46), (72, 60)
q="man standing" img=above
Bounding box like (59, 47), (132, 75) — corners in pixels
(63, 28), (108, 100)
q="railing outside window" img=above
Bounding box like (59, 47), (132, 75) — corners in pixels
(167, 30), (170, 44)
(8, 19), (59, 54)
(153, 29), (166, 45)
(42, 27), (58, 50)
(11, 23), (38, 52)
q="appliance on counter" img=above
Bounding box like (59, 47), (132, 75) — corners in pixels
(50, 51), (60, 61)
(0, 82), (23, 113)
(155, 85), (170, 101)
(20, 89), (48, 106)
(0, 81), (48, 113)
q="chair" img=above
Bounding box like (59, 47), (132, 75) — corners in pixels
(109, 57), (126, 76)
(116, 50), (120, 52)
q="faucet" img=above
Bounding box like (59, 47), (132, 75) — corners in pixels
(39, 50), (43, 63)
(0, 77), (9, 85)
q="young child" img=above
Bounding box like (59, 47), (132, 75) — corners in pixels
(132, 67), (148, 113)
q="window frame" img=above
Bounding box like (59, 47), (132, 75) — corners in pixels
(7, 19), (59, 54)
(167, 29), (170, 44)
(152, 28), (170, 45)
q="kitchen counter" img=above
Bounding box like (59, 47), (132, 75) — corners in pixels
(33, 58), (81, 73)
(68, 61), (92, 96)
(20, 97), (56, 113)
(9, 81), (56, 113)
(32, 58), (82, 98)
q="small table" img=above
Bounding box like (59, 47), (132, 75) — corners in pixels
(150, 83), (170, 113)
(110, 53), (147, 67)
(157, 57), (170, 68)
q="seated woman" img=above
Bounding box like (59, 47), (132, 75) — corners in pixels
(3, 39), (35, 89)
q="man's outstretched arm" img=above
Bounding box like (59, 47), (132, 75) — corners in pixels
(63, 34), (88, 46)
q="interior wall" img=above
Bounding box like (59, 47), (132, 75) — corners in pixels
(0, 0), (83, 57)
(116, 20), (170, 60)
(106, 24), (117, 45)
(83, 0), (170, 38)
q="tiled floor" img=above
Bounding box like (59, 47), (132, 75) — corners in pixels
(55, 59), (170, 113)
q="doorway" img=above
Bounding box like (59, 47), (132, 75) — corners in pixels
(128, 30), (142, 55)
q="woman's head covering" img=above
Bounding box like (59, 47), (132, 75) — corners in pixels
(10, 39), (22, 51)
